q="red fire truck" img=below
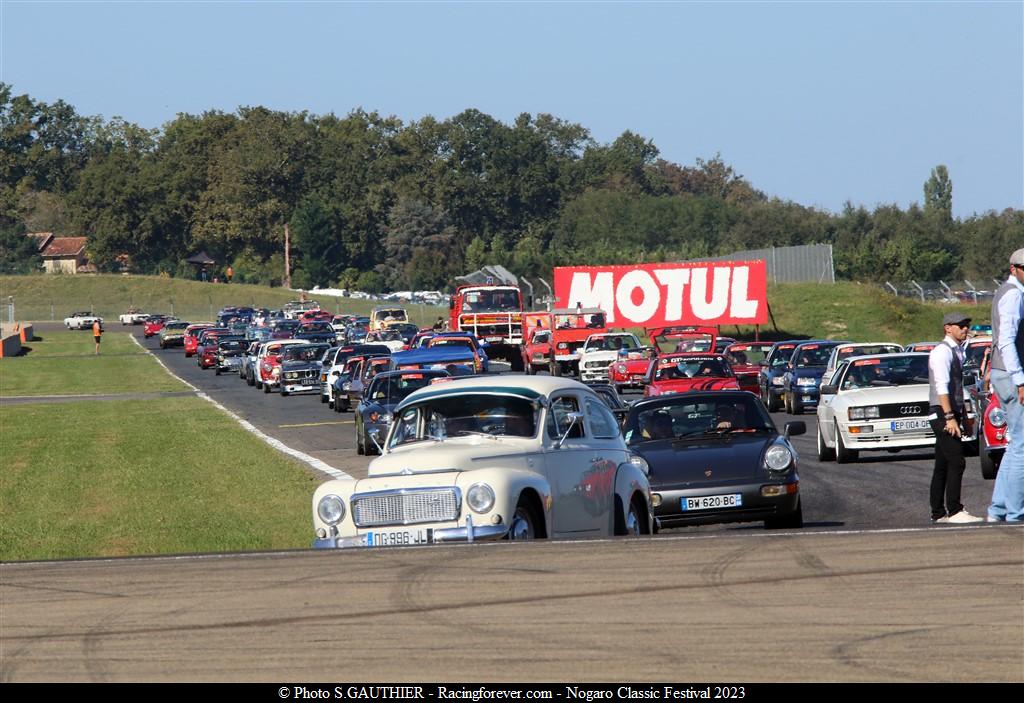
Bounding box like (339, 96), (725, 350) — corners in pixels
(449, 284), (526, 371)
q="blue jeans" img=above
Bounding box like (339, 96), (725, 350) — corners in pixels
(988, 369), (1024, 521)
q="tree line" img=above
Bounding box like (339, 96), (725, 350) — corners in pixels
(1, 83), (1020, 290)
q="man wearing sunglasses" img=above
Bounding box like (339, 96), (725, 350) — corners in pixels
(987, 248), (1024, 523)
(928, 312), (983, 523)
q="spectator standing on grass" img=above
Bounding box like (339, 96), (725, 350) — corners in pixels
(987, 248), (1024, 523)
(927, 312), (983, 524)
(92, 319), (102, 355)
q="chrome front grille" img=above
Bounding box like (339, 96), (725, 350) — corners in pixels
(351, 488), (461, 527)
(585, 359), (613, 369)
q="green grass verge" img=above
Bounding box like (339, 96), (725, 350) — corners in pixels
(0, 274), (445, 326)
(729, 282), (983, 346)
(0, 397), (319, 561)
(0, 330), (186, 396)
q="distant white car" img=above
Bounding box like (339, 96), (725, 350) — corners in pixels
(816, 353), (974, 463)
(579, 333), (644, 383)
(64, 311), (103, 330)
(118, 310), (149, 325)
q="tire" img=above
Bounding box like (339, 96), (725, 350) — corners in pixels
(817, 422), (836, 461)
(980, 430), (1001, 480)
(765, 497), (804, 529)
(507, 498), (540, 541)
(263, 382), (271, 394)
(791, 394), (803, 415)
(338, 398), (350, 412)
(320, 393), (327, 404)
(281, 390), (288, 397)
(357, 428), (365, 455)
(509, 353), (524, 373)
(615, 495), (646, 536)
(766, 387), (782, 412)
(835, 422), (858, 463)
(255, 379), (262, 390)
(525, 362), (535, 376)
(215, 367), (221, 376)
(551, 360), (561, 377)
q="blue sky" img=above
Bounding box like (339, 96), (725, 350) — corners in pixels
(2, 1), (1021, 218)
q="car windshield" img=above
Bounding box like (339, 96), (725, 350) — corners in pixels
(165, 322), (189, 330)
(769, 345), (797, 367)
(381, 330), (404, 341)
(654, 357), (729, 380)
(283, 345), (328, 362)
(965, 342), (991, 368)
(388, 394), (538, 448)
(626, 395), (773, 444)
(366, 373), (442, 405)
(461, 289), (521, 312)
(300, 322), (332, 332)
(219, 340), (245, 352)
(378, 309), (407, 321)
(794, 345), (834, 367)
(725, 344), (771, 366)
(275, 320), (300, 330)
(840, 355), (930, 390)
(430, 337), (473, 349)
(834, 344), (902, 365)
(587, 336), (638, 352)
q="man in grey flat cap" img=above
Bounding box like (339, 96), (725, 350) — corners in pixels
(927, 311), (983, 523)
(986, 248), (1024, 523)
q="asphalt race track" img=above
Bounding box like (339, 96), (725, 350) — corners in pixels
(1, 326), (1021, 682)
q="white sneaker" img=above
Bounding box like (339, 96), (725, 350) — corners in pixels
(932, 516), (949, 524)
(946, 510), (984, 524)
(987, 515), (1004, 523)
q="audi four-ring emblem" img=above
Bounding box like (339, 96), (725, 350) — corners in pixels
(900, 406), (919, 415)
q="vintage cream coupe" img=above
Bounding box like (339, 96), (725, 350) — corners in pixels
(312, 376), (654, 548)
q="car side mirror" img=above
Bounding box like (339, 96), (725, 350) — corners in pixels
(819, 384), (837, 395)
(369, 429), (384, 453)
(784, 421), (806, 438)
(555, 411), (584, 449)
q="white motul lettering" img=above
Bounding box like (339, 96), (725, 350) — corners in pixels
(568, 271), (616, 323)
(690, 267), (731, 320)
(654, 268), (691, 322)
(729, 266), (759, 319)
(616, 270), (660, 324)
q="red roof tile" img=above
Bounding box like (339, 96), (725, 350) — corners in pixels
(42, 237), (87, 258)
(27, 232), (54, 252)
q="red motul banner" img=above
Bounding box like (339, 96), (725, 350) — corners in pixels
(553, 261), (768, 327)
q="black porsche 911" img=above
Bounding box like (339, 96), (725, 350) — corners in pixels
(623, 391), (806, 530)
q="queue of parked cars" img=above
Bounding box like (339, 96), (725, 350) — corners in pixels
(129, 301), (1002, 551)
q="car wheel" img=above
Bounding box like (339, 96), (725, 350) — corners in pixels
(791, 394), (803, 415)
(320, 393), (327, 404)
(525, 362), (535, 376)
(980, 430), (1001, 479)
(508, 499), (539, 540)
(835, 422), (858, 463)
(817, 423), (836, 461)
(615, 495), (646, 536)
(357, 430), (365, 455)
(766, 388), (781, 412)
(263, 382), (271, 394)
(338, 399), (350, 412)
(509, 354), (524, 373)
(765, 497), (804, 529)
(215, 367), (221, 375)
(281, 390), (288, 396)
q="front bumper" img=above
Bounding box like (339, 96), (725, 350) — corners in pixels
(791, 385), (820, 405)
(313, 515), (509, 549)
(218, 357), (243, 370)
(281, 380), (319, 394)
(161, 335), (185, 346)
(653, 480), (799, 528)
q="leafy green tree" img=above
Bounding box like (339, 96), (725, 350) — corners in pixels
(923, 165), (953, 224)
(0, 222), (40, 273)
(290, 194), (338, 287)
(380, 197), (456, 289)
(355, 270), (385, 293)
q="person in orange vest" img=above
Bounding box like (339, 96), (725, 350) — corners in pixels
(226, 265), (234, 284)
(92, 319), (102, 355)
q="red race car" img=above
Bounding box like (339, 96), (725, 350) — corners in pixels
(143, 315), (172, 338)
(609, 346), (658, 392)
(724, 341), (775, 395)
(183, 323), (215, 357)
(644, 353), (740, 397)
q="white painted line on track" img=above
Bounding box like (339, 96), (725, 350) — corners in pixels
(279, 420), (354, 428)
(129, 334), (351, 481)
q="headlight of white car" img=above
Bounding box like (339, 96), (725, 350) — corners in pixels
(796, 377), (817, 386)
(764, 444), (793, 471)
(771, 377), (785, 386)
(848, 406), (880, 420)
(626, 452), (650, 476)
(317, 494), (346, 525)
(989, 406), (1007, 427)
(466, 483), (495, 513)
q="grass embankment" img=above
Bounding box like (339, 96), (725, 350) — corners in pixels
(734, 282), (982, 345)
(0, 398), (317, 561)
(0, 330), (186, 396)
(0, 274), (445, 326)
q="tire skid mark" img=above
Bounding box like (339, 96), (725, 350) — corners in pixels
(832, 627), (937, 681)
(2, 582), (128, 599)
(6, 557), (1014, 644)
(82, 609), (124, 683)
(703, 541), (761, 608)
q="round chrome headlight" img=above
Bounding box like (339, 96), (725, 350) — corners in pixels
(765, 444), (793, 471)
(626, 453), (650, 476)
(989, 406), (1007, 428)
(317, 494), (346, 525)
(466, 483), (496, 513)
